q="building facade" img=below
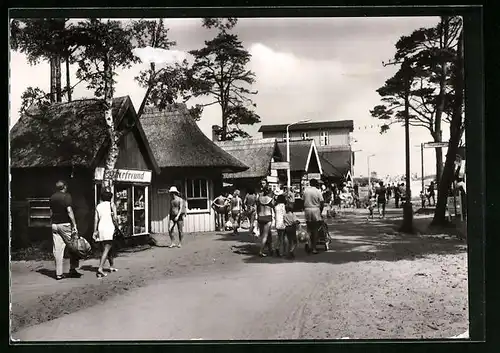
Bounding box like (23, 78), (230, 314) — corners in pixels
(10, 96), (158, 246)
(141, 105), (248, 234)
(259, 120), (355, 183)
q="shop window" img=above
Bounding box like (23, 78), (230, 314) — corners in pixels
(320, 130), (329, 146)
(301, 132), (309, 140)
(185, 178), (209, 212)
(28, 198), (51, 227)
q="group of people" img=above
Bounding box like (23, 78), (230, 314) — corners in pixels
(49, 181), (188, 281)
(49, 180), (120, 280)
(211, 178), (330, 258)
(48, 176), (329, 281)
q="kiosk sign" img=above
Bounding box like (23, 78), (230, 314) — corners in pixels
(94, 167), (152, 183)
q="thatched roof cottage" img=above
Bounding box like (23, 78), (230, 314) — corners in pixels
(10, 96), (158, 246)
(216, 138), (285, 192)
(140, 104), (249, 233)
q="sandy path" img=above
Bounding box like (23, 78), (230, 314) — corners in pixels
(13, 252), (468, 341)
(13, 262), (323, 341)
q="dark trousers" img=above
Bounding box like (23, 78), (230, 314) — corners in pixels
(285, 226), (298, 254)
(306, 221), (322, 251)
(395, 196), (400, 208)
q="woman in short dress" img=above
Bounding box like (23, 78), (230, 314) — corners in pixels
(93, 190), (118, 278)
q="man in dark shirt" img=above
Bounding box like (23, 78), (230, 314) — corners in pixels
(376, 181), (387, 218)
(50, 180), (82, 280)
(427, 181), (436, 206)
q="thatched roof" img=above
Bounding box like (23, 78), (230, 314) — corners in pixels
(276, 139), (322, 173)
(217, 138), (283, 179)
(10, 96), (157, 171)
(140, 105), (248, 173)
(319, 149), (352, 178)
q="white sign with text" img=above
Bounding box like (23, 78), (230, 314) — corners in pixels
(94, 167), (152, 183)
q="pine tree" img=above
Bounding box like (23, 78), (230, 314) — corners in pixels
(188, 18), (260, 140)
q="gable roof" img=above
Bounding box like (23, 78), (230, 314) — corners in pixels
(10, 96), (158, 173)
(217, 138), (283, 179)
(259, 120), (354, 133)
(140, 105), (248, 173)
(276, 139), (322, 174)
(319, 150), (352, 178)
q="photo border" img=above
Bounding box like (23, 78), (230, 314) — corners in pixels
(5, 3), (490, 353)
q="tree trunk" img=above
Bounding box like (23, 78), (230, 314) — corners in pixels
(50, 56), (57, 103)
(66, 54), (72, 101)
(434, 16), (449, 184)
(55, 54), (62, 102)
(432, 30), (463, 226)
(102, 56), (119, 192)
(435, 137), (443, 183)
(221, 105), (228, 141)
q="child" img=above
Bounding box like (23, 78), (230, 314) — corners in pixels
(230, 190), (242, 235)
(274, 189), (287, 257)
(366, 195), (376, 220)
(420, 190), (426, 208)
(283, 205), (301, 259)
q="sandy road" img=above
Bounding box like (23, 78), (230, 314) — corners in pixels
(13, 252), (468, 341)
(13, 262), (331, 341)
(12, 208), (469, 341)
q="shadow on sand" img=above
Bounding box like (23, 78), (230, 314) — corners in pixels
(216, 210), (466, 266)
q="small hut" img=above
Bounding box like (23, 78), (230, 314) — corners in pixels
(216, 138), (285, 193)
(140, 105), (248, 233)
(10, 96), (158, 246)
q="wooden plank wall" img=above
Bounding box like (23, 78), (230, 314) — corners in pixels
(150, 175), (216, 234)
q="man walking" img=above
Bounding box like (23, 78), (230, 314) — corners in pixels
(302, 179), (324, 255)
(376, 181), (387, 218)
(168, 186), (186, 248)
(50, 180), (82, 280)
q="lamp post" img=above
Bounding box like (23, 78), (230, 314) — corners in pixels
(400, 60), (414, 233)
(286, 119), (311, 190)
(367, 154), (375, 187)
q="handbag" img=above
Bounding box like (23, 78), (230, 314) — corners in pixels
(67, 230), (92, 259)
(110, 202), (125, 241)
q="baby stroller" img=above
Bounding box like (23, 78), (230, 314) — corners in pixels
(317, 220), (332, 251)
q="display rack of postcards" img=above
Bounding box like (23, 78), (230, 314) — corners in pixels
(115, 187), (131, 237)
(133, 186), (147, 234)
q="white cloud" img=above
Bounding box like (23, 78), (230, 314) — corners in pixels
(132, 47), (188, 64)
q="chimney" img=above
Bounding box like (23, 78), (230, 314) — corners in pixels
(212, 125), (221, 142)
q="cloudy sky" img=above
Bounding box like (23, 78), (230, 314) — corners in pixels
(10, 16), (448, 178)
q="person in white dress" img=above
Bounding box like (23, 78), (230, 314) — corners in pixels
(273, 188), (287, 257)
(93, 190), (119, 278)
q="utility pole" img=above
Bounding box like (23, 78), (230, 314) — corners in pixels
(421, 143), (425, 196)
(400, 60), (414, 233)
(383, 58), (414, 233)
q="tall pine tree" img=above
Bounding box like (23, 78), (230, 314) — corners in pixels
(188, 18), (260, 140)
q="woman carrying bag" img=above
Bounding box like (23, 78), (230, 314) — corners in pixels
(93, 190), (120, 278)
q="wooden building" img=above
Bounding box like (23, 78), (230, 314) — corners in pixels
(259, 120), (354, 184)
(317, 146), (353, 184)
(216, 138), (285, 193)
(276, 139), (323, 196)
(10, 96), (159, 247)
(140, 105), (248, 234)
